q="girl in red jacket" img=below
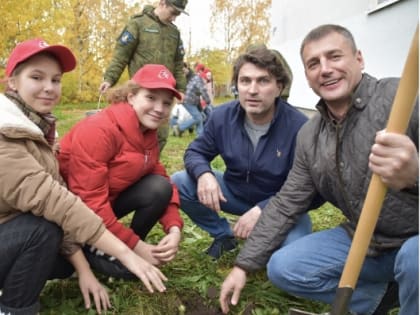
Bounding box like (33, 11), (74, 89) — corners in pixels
(58, 64), (184, 279)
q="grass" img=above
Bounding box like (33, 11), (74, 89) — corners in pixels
(41, 100), (350, 315)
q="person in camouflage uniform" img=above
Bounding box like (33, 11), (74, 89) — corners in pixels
(99, 0), (188, 153)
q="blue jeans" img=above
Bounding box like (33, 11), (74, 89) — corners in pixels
(267, 227), (418, 315)
(171, 170), (312, 243)
(0, 213), (63, 315)
(169, 115), (178, 128)
(179, 104), (203, 136)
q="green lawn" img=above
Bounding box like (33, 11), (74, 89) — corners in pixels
(41, 101), (348, 315)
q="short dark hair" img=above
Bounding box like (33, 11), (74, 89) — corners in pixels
(231, 46), (290, 88)
(300, 24), (357, 58)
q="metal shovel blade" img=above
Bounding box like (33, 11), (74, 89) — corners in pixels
(288, 308), (325, 315)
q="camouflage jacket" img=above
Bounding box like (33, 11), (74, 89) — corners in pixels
(103, 5), (186, 91)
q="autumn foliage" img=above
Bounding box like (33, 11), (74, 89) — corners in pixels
(1, 0), (272, 103)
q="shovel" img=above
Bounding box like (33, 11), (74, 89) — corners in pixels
(290, 24), (419, 315)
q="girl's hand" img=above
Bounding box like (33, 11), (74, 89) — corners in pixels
(67, 249), (111, 314)
(119, 250), (168, 293)
(93, 229), (168, 293)
(78, 269), (111, 314)
(152, 227), (182, 263)
(134, 240), (161, 266)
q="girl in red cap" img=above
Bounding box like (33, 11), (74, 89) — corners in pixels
(57, 64), (184, 279)
(0, 40), (168, 315)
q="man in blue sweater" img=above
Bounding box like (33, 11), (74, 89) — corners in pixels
(171, 46), (321, 259)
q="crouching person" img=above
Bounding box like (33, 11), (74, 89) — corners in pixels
(0, 39), (167, 315)
(57, 64), (184, 278)
(171, 45), (321, 260)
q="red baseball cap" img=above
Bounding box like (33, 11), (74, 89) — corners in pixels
(131, 64), (182, 100)
(195, 63), (205, 72)
(5, 38), (76, 76)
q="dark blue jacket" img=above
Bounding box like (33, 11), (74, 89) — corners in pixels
(184, 98), (308, 209)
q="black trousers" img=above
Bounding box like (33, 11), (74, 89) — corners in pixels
(0, 214), (63, 314)
(84, 174), (173, 279)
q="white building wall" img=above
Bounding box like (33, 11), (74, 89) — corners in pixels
(270, 0), (419, 109)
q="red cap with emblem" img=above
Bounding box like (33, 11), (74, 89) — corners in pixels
(6, 38), (76, 76)
(132, 64), (182, 100)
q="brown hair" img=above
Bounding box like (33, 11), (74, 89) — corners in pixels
(106, 81), (141, 104)
(231, 45), (290, 88)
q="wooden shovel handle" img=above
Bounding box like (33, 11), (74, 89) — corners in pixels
(331, 24), (418, 315)
(339, 25), (419, 289)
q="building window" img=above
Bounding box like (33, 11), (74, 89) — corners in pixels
(368, 0), (402, 13)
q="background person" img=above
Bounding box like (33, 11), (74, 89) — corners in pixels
(220, 24), (418, 315)
(230, 84), (238, 99)
(170, 102), (193, 136)
(169, 62), (195, 136)
(0, 38), (167, 315)
(183, 61), (194, 83)
(202, 67), (215, 103)
(59, 64), (184, 279)
(171, 46), (321, 260)
(173, 63), (211, 137)
(201, 68), (215, 123)
(98, 0), (189, 153)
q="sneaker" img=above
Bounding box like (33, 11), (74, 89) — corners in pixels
(205, 236), (237, 260)
(172, 125), (181, 137)
(173, 125), (184, 137)
(372, 281), (399, 315)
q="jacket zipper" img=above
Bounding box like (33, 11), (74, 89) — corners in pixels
(334, 123), (356, 223)
(144, 150), (151, 165)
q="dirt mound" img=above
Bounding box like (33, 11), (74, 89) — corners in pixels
(179, 286), (255, 315)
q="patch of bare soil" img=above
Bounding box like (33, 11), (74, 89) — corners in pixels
(179, 287), (222, 315)
(179, 286), (254, 315)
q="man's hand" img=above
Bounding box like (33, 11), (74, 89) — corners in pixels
(179, 92), (185, 102)
(219, 266), (247, 314)
(99, 81), (111, 94)
(233, 206), (262, 239)
(197, 172), (227, 211)
(369, 131), (419, 190)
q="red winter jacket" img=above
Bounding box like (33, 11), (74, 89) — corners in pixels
(58, 102), (183, 249)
